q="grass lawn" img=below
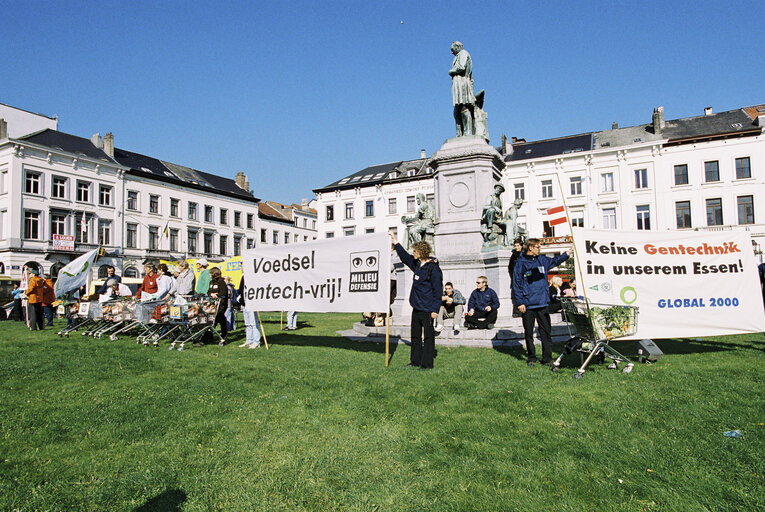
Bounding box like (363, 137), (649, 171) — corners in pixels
(0, 313), (763, 511)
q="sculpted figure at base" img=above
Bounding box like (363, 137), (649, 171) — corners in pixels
(481, 185), (527, 248)
(449, 41), (475, 137)
(401, 193), (435, 249)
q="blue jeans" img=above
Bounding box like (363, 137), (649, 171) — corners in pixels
(286, 311), (297, 329)
(243, 309), (261, 346)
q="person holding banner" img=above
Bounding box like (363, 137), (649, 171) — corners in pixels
(237, 277), (261, 348)
(393, 235), (443, 370)
(512, 238), (570, 366)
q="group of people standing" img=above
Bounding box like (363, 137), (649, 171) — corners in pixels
(393, 234), (571, 370)
(11, 268), (57, 330)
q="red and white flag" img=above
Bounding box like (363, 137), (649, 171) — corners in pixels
(546, 205), (568, 226)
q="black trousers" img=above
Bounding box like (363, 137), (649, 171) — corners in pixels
(410, 310), (435, 368)
(214, 310), (228, 339)
(28, 302), (44, 331)
(522, 307), (552, 363)
(465, 308), (498, 329)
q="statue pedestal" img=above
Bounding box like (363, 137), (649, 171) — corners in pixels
(391, 136), (518, 328)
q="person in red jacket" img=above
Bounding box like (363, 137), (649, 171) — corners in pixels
(25, 268), (45, 331)
(42, 274), (57, 327)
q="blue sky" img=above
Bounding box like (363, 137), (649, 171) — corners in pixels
(4, 0), (764, 203)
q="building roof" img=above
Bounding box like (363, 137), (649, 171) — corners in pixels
(19, 129), (116, 163)
(313, 158), (431, 193)
(504, 133), (593, 162)
(258, 202), (294, 224)
(18, 128), (259, 204)
(661, 107), (761, 143)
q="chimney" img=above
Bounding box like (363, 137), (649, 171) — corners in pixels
(301, 198), (308, 210)
(0, 119), (7, 139)
(652, 106), (665, 133)
(757, 115), (765, 127)
(501, 134), (513, 155)
(420, 148), (426, 159)
(704, 106), (713, 116)
(91, 133), (103, 149)
(612, 121), (618, 129)
(103, 132), (114, 157)
(235, 171), (250, 191)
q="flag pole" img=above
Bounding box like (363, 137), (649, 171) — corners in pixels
(256, 311), (269, 350)
(385, 313), (390, 367)
(553, 174), (588, 302)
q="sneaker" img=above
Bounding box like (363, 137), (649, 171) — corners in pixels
(405, 363), (419, 368)
(434, 324), (443, 332)
(247, 343), (261, 349)
(527, 360), (537, 367)
(238, 343), (248, 348)
(453, 329), (460, 335)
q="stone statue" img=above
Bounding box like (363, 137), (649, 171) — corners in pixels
(449, 41), (475, 137)
(480, 185), (527, 248)
(401, 193), (435, 248)
(474, 89), (489, 143)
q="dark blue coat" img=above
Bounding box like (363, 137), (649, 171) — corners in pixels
(96, 274), (121, 295)
(395, 244), (443, 314)
(467, 287), (500, 312)
(512, 251), (569, 309)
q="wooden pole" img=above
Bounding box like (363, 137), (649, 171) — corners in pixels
(280, 311), (283, 330)
(385, 313), (390, 367)
(256, 311), (269, 350)
(554, 174), (588, 302)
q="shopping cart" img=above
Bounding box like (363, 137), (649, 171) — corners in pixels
(168, 296), (223, 351)
(57, 301), (84, 337)
(552, 298), (638, 378)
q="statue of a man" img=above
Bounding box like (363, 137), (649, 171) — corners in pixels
(481, 183), (505, 244)
(401, 193), (435, 248)
(505, 198), (527, 243)
(449, 41), (474, 137)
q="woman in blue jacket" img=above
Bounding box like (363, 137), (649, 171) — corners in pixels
(512, 238), (570, 366)
(392, 235), (443, 370)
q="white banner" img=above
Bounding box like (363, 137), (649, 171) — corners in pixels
(54, 248), (99, 298)
(573, 228), (765, 339)
(52, 234), (75, 251)
(241, 233), (391, 313)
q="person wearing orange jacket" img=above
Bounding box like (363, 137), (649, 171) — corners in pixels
(42, 274), (56, 327)
(25, 268), (45, 331)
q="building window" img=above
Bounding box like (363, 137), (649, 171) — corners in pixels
(188, 230), (197, 253)
(148, 226), (159, 250)
(602, 207), (616, 229)
(706, 198), (723, 226)
(99, 185), (112, 206)
(674, 164), (688, 185)
(170, 198), (179, 217)
(204, 233), (213, 254)
(247, 213), (254, 229)
(273, 231), (279, 244)
(260, 229), (267, 243)
(514, 183), (525, 201)
(569, 177), (582, 196)
(388, 198), (397, 214)
(220, 209), (228, 225)
(246, 239), (254, 249)
(127, 191), (139, 211)
(326, 205), (334, 221)
(76, 181), (90, 203)
(312, 220), (316, 230)
(541, 179), (553, 198)
(149, 195), (159, 214)
(601, 172), (614, 193)
(169, 229), (179, 251)
(75, 215), (89, 243)
(676, 201), (691, 229)
(25, 172), (41, 195)
(205, 205), (213, 223)
(126, 223), (137, 248)
(123, 267), (139, 278)
(23, 211), (40, 239)
(406, 196), (415, 213)
(704, 161), (720, 182)
(219, 235), (228, 255)
(52, 176), (67, 198)
(735, 157), (751, 179)
(284, 232), (290, 244)
(737, 195), (754, 225)
(634, 168), (648, 189)
(326, 232), (335, 239)
(389, 226), (398, 239)
(98, 220), (111, 245)
(570, 212), (584, 228)
(188, 202), (198, 220)
(407, 169), (416, 177)
(0, 170), (7, 194)
(234, 211), (241, 227)
(365, 200), (374, 217)
(365, 228), (375, 234)
(51, 213), (66, 236)
(344, 227), (355, 237)
(542, 221), (554, 238)
(345, 202), (354, 220)
(636, 205), (651, 230)
(233, 236), (241, 256)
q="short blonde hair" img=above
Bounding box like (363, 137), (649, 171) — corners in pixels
(550, 276), (563, 287)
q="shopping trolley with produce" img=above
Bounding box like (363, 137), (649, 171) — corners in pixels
(551, 298), (638, 378)
(167, 296), (223, 351)
(58, 301), (100, 337)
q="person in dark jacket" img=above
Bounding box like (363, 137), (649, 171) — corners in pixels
(207, 267), (229, 341)
(508, 239), (523, 317)
(393, 234), (442, 370)
(513, 238), (570, 366)
(95, 266), (121, 295)
(465, 276), (500, 329)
